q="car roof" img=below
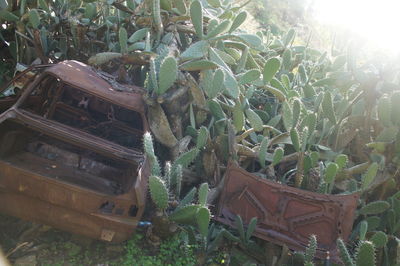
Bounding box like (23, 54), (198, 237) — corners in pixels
(44, 60), (146, 113)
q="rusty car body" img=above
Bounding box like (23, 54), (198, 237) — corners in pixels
(216, 162), (359, 261)
(0, 60), (359, 257)
(0, 60), (150, 242)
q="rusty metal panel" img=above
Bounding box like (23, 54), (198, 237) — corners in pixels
(216, 162), (359, 261)
(44, 61), (146, 113)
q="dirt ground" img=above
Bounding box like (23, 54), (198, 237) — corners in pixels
(0, 214), (127, 266)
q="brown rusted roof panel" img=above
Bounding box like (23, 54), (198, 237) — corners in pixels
(216, 162), (359, 261)
(45, 60), (146, 113)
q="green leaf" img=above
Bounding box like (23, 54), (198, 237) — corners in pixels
(239, 69), (260, 84)
(149, 175), (169, 210)
(175, 0), (186, 14)
(281, 74), (291, 89)
(119, 27), (128, 54)
(322, 91), (336, 124)
(245, 108), (263, 132)
(245, 217), (257, 243)
(335, 154), (348, 170)
(205, 20), (231, 39)
(292, 98), (301, 128)
(176, 187), (197, 210)
(0, 10), (19, 22)
(355, 241), (375, 266)
(264, 85), (286, 101)
(282, 49), (292, 70)
(206, 69), (224, 98)
(29, 9), (40, 29)
(301, 127), (308, 152)
(337, 239), (355, 266)
(196, 126), (209, 149)
(149, 59), (159, 93)
(180, 40), (209, 61)
(236, 34), (262, 48)
(283, 28), (296, 47)
(263, 57), (281, 84)
(235, 215), (245, 241)
(305, 235), (317, 264)
(229, 11), (247, 33)
(359, 201), (390, 215)
(128, 28), (149, 43)
(359, 220), (368, 241)
(233, 101), (244, 132)
(198, 183), (209, 206)
(214, 49), (236, 65)
(303, 84), (316, 98)
(197, 207), (210, 237)
(169, 204), (199, 224)
(88, 52), (123, 65)
(324, 162), (338, 184)
(298, 64), (308, 84)
(259, 137), (269, 168)
(208, 99), (225, 120)
(84, 3), (96, 19)
(272, 147), (284, 166)
(160, 0), (172, 10)
(290, 128), (300, 152)
(157, 56), (177, 95)
(190, 1), (203, 39)
(306, 112), (317, 137)
(174, 148), (199, 169)
(207, 0), (221, 8)
(361, 162), (379, 190)
(370, 231), (387, 248)
(180, 60), (218, 71)
(282, 101), (292, 131)
(365, 216), (380, 232)
(38, 0), (50, 13)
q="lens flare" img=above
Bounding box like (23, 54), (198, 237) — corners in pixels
(314, 0), (400, 54)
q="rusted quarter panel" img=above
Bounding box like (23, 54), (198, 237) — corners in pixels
(0, 61), (150, 242)
(216, 162), (359, 261)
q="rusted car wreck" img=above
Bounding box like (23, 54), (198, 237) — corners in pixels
(0, 60), (359, 260)
(0, 60), (150, 242)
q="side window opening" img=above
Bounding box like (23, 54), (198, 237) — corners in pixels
(21, 78), (144, 150)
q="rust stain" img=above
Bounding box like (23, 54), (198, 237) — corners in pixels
(216, 161), (359, 261)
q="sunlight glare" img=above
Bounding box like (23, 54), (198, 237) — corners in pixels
(314, 0), (400, 54)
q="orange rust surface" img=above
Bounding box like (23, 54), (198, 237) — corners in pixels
(216, 162), (359, 261)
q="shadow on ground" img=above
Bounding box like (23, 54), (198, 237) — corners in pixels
(0, 214), (126, 266)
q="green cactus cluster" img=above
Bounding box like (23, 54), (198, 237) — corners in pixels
(144, 132), (210, 236)
(1, 0), (400, 263)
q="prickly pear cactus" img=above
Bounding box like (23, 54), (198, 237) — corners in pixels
(149, 175), (169, 210)
(305, 235), (317, 264)
(355, 241), (376, 266)
(337, 238), (355, 266)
